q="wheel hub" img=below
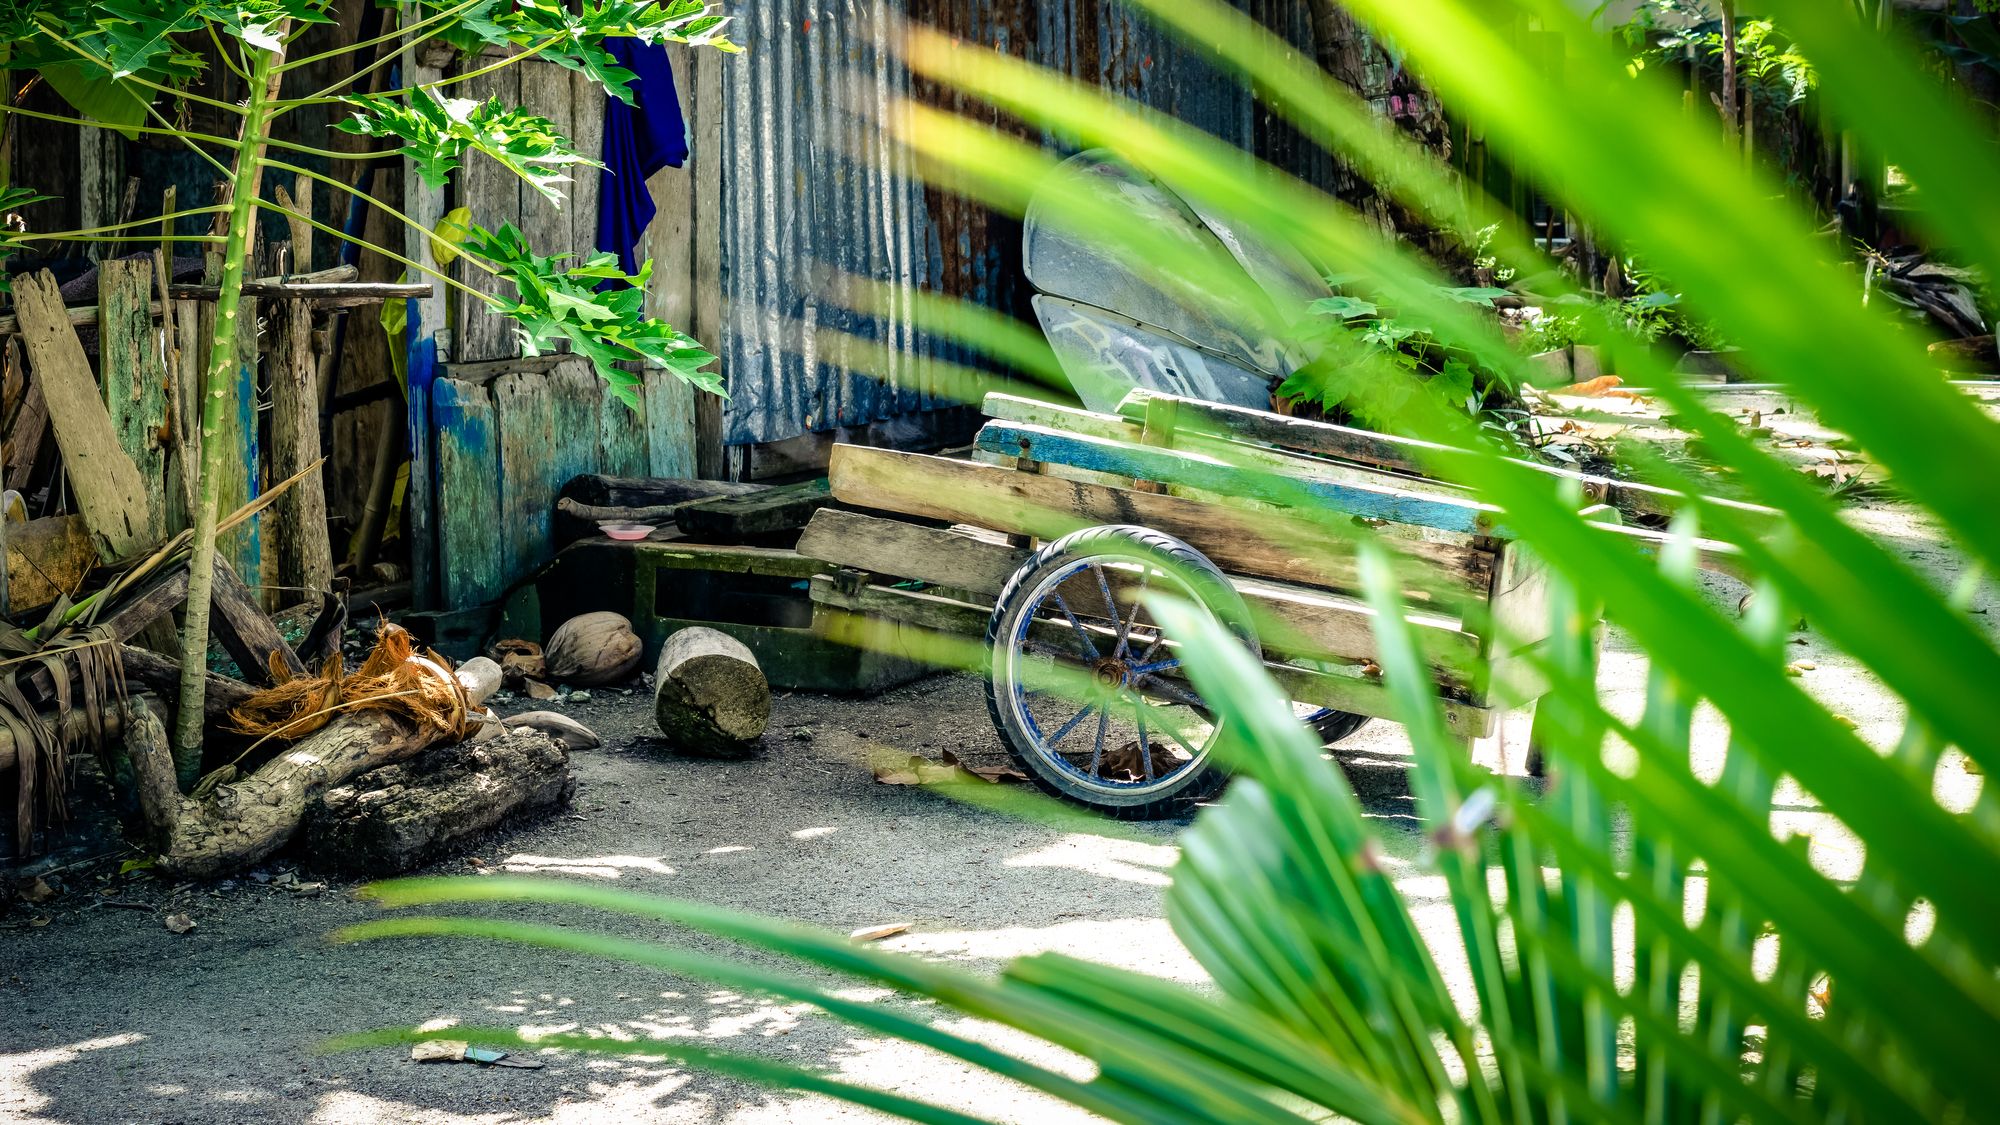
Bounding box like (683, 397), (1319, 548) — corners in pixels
(1092, 657), (1130, 693)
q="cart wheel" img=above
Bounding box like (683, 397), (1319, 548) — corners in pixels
(984, 525), (1255, 819)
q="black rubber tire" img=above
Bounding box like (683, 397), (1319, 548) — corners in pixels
(983, 525), (1257, 819)
(1306, 709), (1372, 745)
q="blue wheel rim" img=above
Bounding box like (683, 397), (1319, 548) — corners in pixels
(998, 556), (1221, 799)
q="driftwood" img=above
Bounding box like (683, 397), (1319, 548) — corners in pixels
(121, 656), (497, 879)
(652, 627), (769, 759)
(302, 728), (574, 876)
(560, 474), (766, 509)
(500, 710), (600, 751)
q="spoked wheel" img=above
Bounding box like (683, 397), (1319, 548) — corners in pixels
(984, 526), (1257, 819)
(1298, 705), (1371, 746)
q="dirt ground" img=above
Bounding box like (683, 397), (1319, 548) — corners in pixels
(2, 392), (1991, 1125)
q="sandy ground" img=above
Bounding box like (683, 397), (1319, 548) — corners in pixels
(2, 391), (1992, 1125)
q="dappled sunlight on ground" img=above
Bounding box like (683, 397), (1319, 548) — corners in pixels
(498, 853), (678, 878)
(0, 1034), (145, 1123)
(1002, 832), (1177, 886)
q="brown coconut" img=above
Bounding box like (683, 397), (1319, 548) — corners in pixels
(543, 611), (645, 686)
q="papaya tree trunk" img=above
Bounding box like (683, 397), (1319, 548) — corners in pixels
(175, 37), (288, 757)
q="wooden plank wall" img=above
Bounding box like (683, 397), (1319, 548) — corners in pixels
(432, 357), (689, 606)
(419, 46), (713, 606)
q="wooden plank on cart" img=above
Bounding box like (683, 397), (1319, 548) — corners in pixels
(798, 509), (1028, 596)
(810, 573), (1491, 733)
(828, 446), (1495, 599)
(1111, 389), (1782, 526)
(976, 420), (1505, 537)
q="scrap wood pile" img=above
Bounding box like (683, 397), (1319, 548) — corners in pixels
(0, 259), (573, 881)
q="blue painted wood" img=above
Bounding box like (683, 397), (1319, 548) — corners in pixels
(432, 377), (503, 606)
(493, 370), (555, 585)
(975, 421), (1506, 537)
(406, 315), (439, 609)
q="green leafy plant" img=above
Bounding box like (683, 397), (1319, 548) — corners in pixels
(332, 0), (2000, 1120)
(0, 0), (735, 756)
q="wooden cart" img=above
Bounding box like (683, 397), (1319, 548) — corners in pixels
(797, 389), (1753, 817)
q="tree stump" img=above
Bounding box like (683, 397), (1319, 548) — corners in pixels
(303, 729), (574, 876)
(652, 627), (769, 758)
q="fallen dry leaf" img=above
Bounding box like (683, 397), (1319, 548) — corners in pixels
(524, 679), (558, 701)
(940, 749), (1030, 785)
(163, 913), (196, 935)
(411, 1039), (469, 1063)
(1552, 375), (1624, 397)
(15, 877), (55, 904)
(850, 922), (912, 942)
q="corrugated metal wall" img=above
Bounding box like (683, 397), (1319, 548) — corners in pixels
(714, 0), (1313, 447)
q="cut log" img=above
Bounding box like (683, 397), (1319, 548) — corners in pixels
(652, 626), (769, 758)
(674, 478), (832, 540)
(11, 271), (155, 562)
(301, 729), (574, 876)
(554, 496), (701, 544)
(560, 474), (765, 509)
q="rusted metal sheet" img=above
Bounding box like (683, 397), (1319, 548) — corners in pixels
(714, 0), (1306, 448)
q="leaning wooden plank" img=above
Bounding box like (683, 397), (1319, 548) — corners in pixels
(3, 336), (50, 492)
(433, 377), (505, 606)
(827, 446), (1495, 599)
(10, 271), (155, 562)
(98, 259), (170, 542)
(675, 478), (832, 540)
(1112, 388), (1782, 525)
(798, 509), (1029, 596)
(210, 558), (309, 685)
(976, 421), (1505, 537)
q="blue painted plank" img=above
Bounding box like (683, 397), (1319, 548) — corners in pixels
(432, 377), (503, 606)
(406, 312), (439, 608)
(975, 421), (1505, 537)
(493, 370), (555, 584)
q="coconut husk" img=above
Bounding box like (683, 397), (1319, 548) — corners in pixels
(227, 623), (467, 743)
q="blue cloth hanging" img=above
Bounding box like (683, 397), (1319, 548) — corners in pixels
(596, 38), (689, 276)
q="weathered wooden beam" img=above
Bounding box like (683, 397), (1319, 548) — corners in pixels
(99, 259), (170, 542)
(797, 509), (1027, 596)
(3, 335), (50, 493)
(675, 478), (832, 540)
(561, 474), (764, 509)
(266, 299), (334, 599)
(210, 559), (309, 685)
(827, 446), (1494, 599)
(10, 271), (156, 563)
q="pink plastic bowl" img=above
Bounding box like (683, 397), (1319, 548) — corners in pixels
(598, 522), (655, 541)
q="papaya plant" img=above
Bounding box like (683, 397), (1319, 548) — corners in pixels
(0, 0), (736, 756)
